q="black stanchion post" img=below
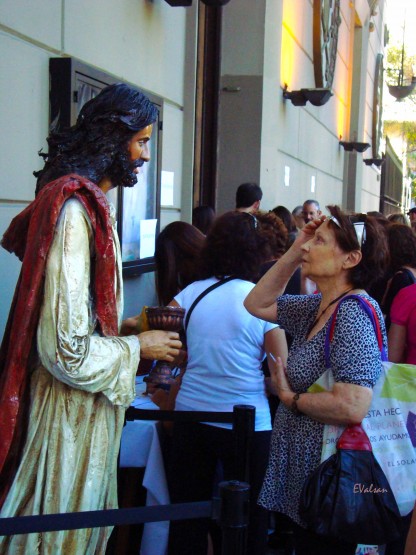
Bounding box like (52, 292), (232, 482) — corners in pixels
(218, 480), (250, 555)
(233, 405), (255, 482)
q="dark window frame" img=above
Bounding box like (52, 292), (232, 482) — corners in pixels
(49, 57), (163, 276)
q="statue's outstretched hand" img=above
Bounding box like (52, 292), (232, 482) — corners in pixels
(138, 330), (182, 362)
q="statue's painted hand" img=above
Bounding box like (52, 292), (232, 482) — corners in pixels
(138, 330), (182, 362)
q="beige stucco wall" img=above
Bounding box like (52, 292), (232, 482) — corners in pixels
(0, 0), (388, 338)
(217, 0), (386, 216)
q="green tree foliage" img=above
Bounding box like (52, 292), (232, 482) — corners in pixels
(386, 45), (416, 87)
(384, 121), (416, 154)
(385, 39), (416, 200)
(384, 121), (416, 199)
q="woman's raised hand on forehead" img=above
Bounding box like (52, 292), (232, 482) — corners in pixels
(292, 215), (327, 248)
(304, 214), (326, 233)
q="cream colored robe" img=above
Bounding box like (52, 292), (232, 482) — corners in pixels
(0, 198), (140, 554)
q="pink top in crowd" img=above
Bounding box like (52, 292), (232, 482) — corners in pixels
(390, 283), (416, 364)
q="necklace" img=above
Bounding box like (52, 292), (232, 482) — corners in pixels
(308, 288), (354, 335)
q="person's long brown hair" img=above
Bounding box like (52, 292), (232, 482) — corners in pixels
(155, 221), (205, 305)
(199, 211), (268, 282)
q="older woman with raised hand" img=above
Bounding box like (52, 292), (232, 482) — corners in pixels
(167, 210), (288, 555)
(244, 206), (389, 555)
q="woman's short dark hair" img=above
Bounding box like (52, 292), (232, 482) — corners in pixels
(200, 211), (268, 282)
(387, 224), (416, 272)
(326, 205), (389, 290)
(34, 83), (158, 193)
(254, 210), (288, 261)
(155, 221), (205, 305)
(235, 183), (262, 209)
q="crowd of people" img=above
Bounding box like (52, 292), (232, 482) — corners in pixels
(0, 82), (414, 555)
(153, 187), (416, 555)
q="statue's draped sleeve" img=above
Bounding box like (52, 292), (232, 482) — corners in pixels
(37, 198), (139, 408)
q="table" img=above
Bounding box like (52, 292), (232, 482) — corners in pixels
(120, 377), (169, 555)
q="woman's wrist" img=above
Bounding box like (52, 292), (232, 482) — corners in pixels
(289, 393), (302, 416)
(279, 388), (294, 407)
(281, 390), (303, 415)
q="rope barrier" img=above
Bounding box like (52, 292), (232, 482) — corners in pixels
(125, 408), (234, 423)
(0, 405), (255, 555)
(125, 404), (255, 483)
(0, 501), (213, 536)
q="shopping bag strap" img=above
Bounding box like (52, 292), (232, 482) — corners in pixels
(324, 294), (387, 368)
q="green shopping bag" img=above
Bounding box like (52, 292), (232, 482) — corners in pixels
(308, 295), (416, 516)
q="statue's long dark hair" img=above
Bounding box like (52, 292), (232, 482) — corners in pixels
(34, 83), (158, 194)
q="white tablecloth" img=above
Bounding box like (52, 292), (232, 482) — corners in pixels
(120, 377), (169, 555)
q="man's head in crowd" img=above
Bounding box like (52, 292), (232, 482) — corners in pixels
(302, 199), (322, 223)
(236, 183), (263, 213)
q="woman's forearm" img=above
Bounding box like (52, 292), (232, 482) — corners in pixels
(270, 358), (372, 425)
(279, 382), (372, 426)
(244, 247), (301, 322)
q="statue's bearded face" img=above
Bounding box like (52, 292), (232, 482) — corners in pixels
(110, 124), (153, 188)
(127, 125), (153, 174)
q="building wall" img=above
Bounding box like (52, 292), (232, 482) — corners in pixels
(0, 0), (197, 339)
(216, 0), (266, 213)
(216, 0), (386, 216)
(0, 0), (387, 339)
